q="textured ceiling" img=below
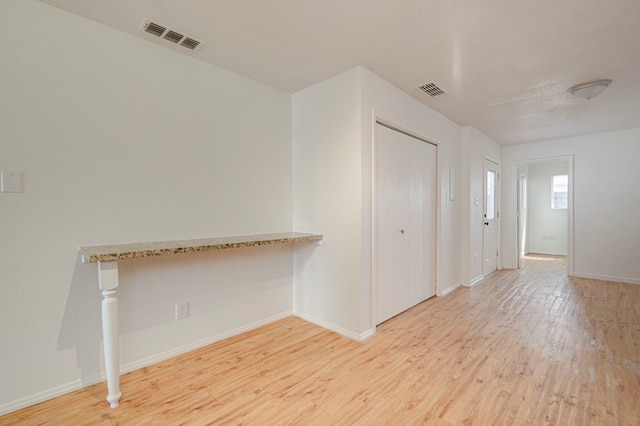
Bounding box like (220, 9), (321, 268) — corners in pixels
(40, 0), (640, 145)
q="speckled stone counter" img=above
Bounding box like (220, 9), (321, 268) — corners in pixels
(80, 232), (323, 263)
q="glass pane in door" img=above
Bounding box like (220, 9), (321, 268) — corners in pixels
(486, 170), (496, 220)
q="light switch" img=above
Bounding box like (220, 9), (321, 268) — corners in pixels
(1, 171), (23, 193)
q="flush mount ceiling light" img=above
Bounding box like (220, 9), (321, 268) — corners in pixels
(567, 79), (612, 100)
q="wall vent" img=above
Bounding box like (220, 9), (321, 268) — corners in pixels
(181, 38), (201, 50)
(418, 82), (446, 97)
(140, 19), (204, 51)
(163, 30), (184, 44)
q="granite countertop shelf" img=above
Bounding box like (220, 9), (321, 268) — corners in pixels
(80, 232), (323, 263)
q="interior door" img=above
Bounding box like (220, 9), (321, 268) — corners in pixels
(375, 124), (411, 324)
(483, 159), (499, 275)
(375, 123), (436, 325)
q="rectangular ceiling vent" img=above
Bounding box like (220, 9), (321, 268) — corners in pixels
(418, 82), (446, 97)
(140, 19), (203, 51)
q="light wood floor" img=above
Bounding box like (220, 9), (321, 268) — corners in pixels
(3, 255), (639, 425)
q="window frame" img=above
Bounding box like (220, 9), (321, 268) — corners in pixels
(551, 174), (568, 210)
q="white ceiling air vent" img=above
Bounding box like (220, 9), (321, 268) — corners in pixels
(140, 19), (203, 51)
(418, 82), (445, 97)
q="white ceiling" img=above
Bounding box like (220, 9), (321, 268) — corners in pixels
(41, 0), (640, 145)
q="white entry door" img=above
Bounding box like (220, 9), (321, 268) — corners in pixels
(375, 123), (436, 325)
(483, 158), (499, 275)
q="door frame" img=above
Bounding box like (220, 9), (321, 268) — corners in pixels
(514, 155), (574, 275)
(371, 117), (440, 329)
(516, 171), (527, 269)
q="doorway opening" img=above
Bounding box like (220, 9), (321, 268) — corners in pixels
(516, 156), (574, 275)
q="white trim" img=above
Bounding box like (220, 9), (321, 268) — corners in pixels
(370, 109), (378, 332)
(294, 311), (374, 342)
(0, 310), (292, 416)
(375, 118), (438, 147)
(468, 275), (485, 287)
(121, 310), (293, 372)
(439, 282), (461, 296)
(0, 375), (104, 417)
(359, 328), (376, 342)
(571, 272), (640, 286)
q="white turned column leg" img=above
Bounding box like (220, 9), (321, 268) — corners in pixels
(98, 261), (121, 408)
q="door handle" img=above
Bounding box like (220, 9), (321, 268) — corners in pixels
(484, 221), (489, 226)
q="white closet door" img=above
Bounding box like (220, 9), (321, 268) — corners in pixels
(375, 124), (411, 324)
(375, 123), (436, 325)
(408, 134), (436, 303)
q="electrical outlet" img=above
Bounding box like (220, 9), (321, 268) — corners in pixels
(175, 301), (189, 320)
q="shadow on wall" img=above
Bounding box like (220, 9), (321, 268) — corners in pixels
(56, 254), (102, 389)
(55, 244), (298, 392)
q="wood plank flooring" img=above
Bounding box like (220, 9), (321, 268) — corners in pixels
(3, 255), (639, 425)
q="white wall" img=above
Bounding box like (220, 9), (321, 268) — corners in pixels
(293, 66), (463, 339)
(502, 128), (640, 284)
(0, 1), (293, 413)
(460, 127), (502, 286)
(292, 67), (364, 338)
(526, 161), (568, 255)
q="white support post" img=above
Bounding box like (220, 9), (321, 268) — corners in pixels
(98, 261), (121, 408)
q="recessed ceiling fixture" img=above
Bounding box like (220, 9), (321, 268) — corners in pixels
(567, 79), (612, 100)
(418, 82), (446, 97)
(139, 19), (204, 51)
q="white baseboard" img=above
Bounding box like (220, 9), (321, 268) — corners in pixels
(359, 327), (376, 342)
(0, 374), (105, 417)
(571, 272), (640, 286)
(0, 310), (292, 416)
(439, 282), (461, 296)
(120, 310), (293, 374)
(467, 275), (485, 287)
(293, 311), (372, 342)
